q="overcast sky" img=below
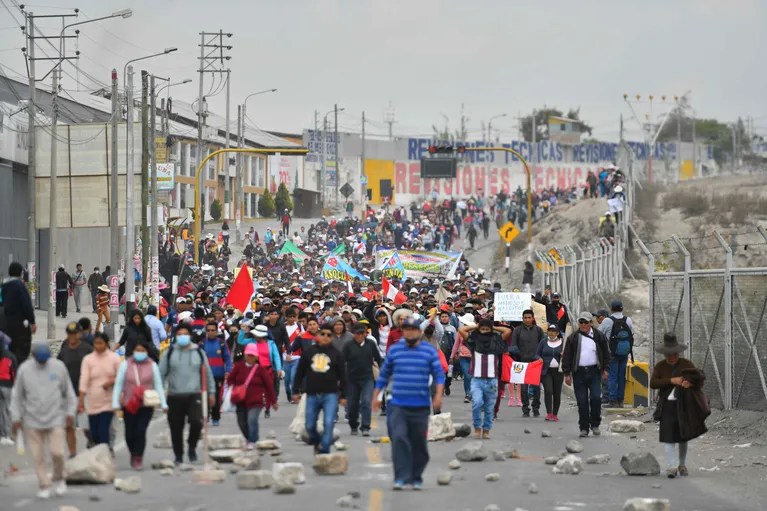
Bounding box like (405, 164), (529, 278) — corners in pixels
(2, 0), (765, 142)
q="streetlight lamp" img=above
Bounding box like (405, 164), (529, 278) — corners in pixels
(45, 9), (131, 340)
(236, 88), (277, 229)
(487, 113), (507, 144)
(120, 47), (178, 317)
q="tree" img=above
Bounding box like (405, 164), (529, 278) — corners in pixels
(520, 106), (592, 142)
(209, 199), (222, 221)
(258, 188), (275, 218)
(274, 182), (293, 216)
(657, 107), (749, 165)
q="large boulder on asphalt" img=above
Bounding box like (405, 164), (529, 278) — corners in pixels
(621, 452), (661, 476)
(273, 480), (296, 494)
(209, 449), (243, 463)
(437, 472), (453, 485)
(565, 440), (584, 453)
(114, 476), (142, 493)
(272, 462), (306, 485)
(455, 441), (489, 462)
(586, 454), (611, 465)
(428, 412), (456, 441)
(255, 439), (282, 451)
(209, 434), (245, 450)
(64, 444), (115, 484)
(237, 470), (274, 489)
(623, 498), (670, 511)
(610, 420), (646, 433)
(233, 454), (261, 469)
(553, 455), (583, 475)
(313, 453), (349, 475)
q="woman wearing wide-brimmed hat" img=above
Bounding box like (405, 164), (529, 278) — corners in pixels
(650, 333), (708, 479)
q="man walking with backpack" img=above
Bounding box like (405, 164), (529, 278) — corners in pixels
(598, 300), (633, 408)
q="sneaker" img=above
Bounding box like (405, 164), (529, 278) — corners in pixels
(666, 468), (678, 479)
(0, 437), (15, 446)
(678, 465), (689, 476)
(482, 430), (491, 440)
(579, 430), (589, 438)
(591, 427), (601, 436)
(188, 450), (198, 463)
(245, 442), (255, 451)
(36, 488), (51, 500)
(361, 430), (371, 437)
(464, 395), (471, 404)
(544, 413), (553, 421)
(393, 480), (405, 491)
(212, 420), (220, 427)
(174, 457), (183, 466)
(412, 480), (423, 491)
(444, 386), (451, 396)
(264, 410), (271, 418)
(350, 429), (359, 436)
(522, 412), (530, 418)
(379, 409), (387, 417)
(507, 397), (516, 407)
(552, 415), (560, 422)
(533, 410), (540, 418)
(313, 444), (321, 455)
(133, 456), (143, 470)
(473, 428), (482, 439)
(53, 480), (67, 497)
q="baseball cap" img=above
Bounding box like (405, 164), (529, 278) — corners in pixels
(610, 299), (624, 310)
(401, 317), (421, 329)
(244, 343), (259, 356)
(593, 309), (609, 318)
(577, 311), (593, 322)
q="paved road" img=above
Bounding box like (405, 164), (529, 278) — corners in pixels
(1, 392), (750, 511)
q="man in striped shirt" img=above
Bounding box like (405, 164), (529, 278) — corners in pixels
(373, 317), (444, 491)
(458, 319), (512, 439)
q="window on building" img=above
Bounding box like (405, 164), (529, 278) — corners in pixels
(179, 183), (186, 209)
(190, 144), (197, 160)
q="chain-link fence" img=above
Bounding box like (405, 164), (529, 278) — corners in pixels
(637, 230), (767, 411)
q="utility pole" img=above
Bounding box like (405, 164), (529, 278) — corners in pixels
(196, 30), (233, 232)
(361, 111), (366, 206)
(149, 74), (158, 305)
(531, 109), (537, 179)
(224, 70), (231, 219)
(314, 110), (319, 193)
(677, 102), (682, 179)
(46, 60), (60, 340)
(619, 114), (624, 143)
(334, 103), (339, 206)
(25, 13), (37, 304)
(125, 64), (135, 312)
(385, 103), (395, 140)
(692, 113), (697, 175)
(110, 69), (119, 334)
(235, 104), (242, 241)
(141, 70), (149, 287)
(322, 116), (327, 207)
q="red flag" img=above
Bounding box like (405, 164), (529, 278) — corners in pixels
(225, 265), (254, 313)
(382, 277), (407, 305)
(509, 359), (543, 385)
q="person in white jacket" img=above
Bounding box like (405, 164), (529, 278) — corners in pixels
(11, 341), (77, 500)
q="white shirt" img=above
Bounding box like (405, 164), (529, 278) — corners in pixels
(547, 339), (562, 368)
(578, 329), (598, 367)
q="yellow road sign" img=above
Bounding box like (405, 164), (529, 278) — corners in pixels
(499, 221), (520, 243)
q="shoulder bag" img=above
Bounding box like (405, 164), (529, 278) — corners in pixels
(231, 364), (259, 405)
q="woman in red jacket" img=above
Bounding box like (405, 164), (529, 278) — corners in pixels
(226, 343), (277, 449)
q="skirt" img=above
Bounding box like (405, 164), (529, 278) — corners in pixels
(659, 399), (684, 443)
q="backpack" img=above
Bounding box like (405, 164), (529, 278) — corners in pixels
(609, 315), (633, 357)
(0, 355), (14, 383)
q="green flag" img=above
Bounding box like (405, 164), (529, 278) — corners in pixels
(331, 243), (346, 256)
(278, 240), (309, 263)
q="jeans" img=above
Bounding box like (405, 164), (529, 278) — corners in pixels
(608, 355), (628, 402)
(123, 407), (154, 457)
(541, 371), (564, 415)
(87, 411), (113, 445)
(305, 393), (339, 454)
(521, 383), (541, 414)
(664, 442), (688, 470)
(459, 357), (472, 397)
(572, 366), (603, 431)
(167, 394), (203, 460)
(283, 359), (298, 400)
(236, 405), (262, 443)
(470, 377), (498, 431)
(210, 378), (224, 421)
(386, 405), (430, 484)
(346, 378), (374, 432)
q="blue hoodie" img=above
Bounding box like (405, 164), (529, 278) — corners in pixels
(201, 336), (232, 379)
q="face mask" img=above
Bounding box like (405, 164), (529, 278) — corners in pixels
(33, 351), (50, 364)
(133, 352), (148, 362)
(176, 334), (191, 346)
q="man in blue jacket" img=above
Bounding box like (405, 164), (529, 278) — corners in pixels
(200, 321), (231, 426)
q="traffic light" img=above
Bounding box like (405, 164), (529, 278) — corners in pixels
(428, 145), (454, 154)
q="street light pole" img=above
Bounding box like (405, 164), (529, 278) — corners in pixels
(239, 88), (277, 220)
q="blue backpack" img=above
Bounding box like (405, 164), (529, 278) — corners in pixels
(609, 316), (633, 357)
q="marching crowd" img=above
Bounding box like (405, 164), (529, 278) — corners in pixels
(0, 175), (709, 499)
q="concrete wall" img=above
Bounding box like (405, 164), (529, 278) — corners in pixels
(0, 161), (30, 276)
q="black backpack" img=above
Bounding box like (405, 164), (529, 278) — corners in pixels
(609, 316), (633, 357)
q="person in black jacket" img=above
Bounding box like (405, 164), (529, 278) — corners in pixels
(118, 310), (158, 362)
(342, 323), (382, 437)
(561, 312), (610, 438)
(509, 309), (544, 417)
(55, 266), (73, 318)
(1, 262), (36, 363)
(545, 293), (570, 334)
(292, 322), (346, 454)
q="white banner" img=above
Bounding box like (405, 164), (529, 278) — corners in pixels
(493, 292), (531, 322)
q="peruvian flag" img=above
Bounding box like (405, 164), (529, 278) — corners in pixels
(509, 359), (543, 385)
(382, 277), (407, 305)
(225, 264), (255, 313)
(346, 272), (354, 296)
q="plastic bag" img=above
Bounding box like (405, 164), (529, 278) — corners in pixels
(222, 384), (235, 413)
